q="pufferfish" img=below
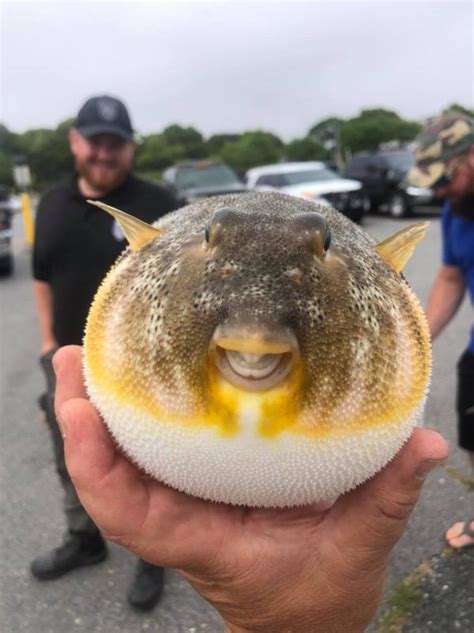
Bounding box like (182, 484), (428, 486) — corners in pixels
(83, 192), (430, 508)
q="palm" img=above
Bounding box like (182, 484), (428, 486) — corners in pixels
(56, 345), (447, 633)
(93, 444), (329, 571)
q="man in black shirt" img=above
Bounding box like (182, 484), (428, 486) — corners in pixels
(32, 95), (179, 611)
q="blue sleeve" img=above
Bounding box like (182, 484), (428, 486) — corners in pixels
(441, 202), (457, 267)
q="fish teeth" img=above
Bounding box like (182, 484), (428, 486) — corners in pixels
(226, 351), (281, 379)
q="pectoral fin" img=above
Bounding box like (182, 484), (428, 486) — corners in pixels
(374, 221), (429, 273)
(87, 200), (161, 251)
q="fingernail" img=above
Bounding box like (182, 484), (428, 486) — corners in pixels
(415, 459), (446, 481)
(313, 497), (337, 512)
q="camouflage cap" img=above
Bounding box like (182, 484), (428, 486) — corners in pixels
(408, 114), (474, 188)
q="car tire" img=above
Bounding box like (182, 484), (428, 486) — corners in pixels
(388, 194), (410, 218)
(367, 198), (380, 214)
(348, 208), (364, 224)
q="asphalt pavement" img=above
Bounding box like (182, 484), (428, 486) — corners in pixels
(1, 207), (472, 633)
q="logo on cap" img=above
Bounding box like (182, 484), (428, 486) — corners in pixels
(112, 219), (125, 241)
(97, 97), (119, 122)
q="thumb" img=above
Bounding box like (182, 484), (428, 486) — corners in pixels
(332, 428), (448, 556)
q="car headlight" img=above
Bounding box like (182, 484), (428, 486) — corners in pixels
(406, 186), (432, 196)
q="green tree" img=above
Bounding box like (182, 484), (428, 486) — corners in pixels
(16, 119), (73, 187)
(0, 124), (18, 185)
(308, 117), (343, 147)
(136, 133), (189, 171)
(442, 103), (474, 118)
(162, 124), (207, 159)
(207, 134), (240, 156)
(0, 124), (19, 155)
(285, 137), (328, 162)
(218, 131), (283, 174)
(341, 109), (421, 153)
(0, 151), (14, 186)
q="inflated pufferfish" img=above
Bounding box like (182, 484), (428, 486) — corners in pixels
(84, 192), (430, 508)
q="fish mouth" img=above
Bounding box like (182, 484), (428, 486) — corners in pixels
(211, 326), (298, 391)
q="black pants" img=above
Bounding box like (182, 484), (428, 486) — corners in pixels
(457, 350), (474, 452)
(40, 348), (99, 534)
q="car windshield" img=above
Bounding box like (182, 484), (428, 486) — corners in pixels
(383, 152), (415, 172)
(281, 168), (340, 186)
(175, 164), (240, 191)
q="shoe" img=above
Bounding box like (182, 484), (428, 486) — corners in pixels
(127, 559), (164, 611)
(30, 531), (107, 580)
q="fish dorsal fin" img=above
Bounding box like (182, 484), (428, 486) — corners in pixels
(87, 200), (161, 251)
(374, 221), (429, 273)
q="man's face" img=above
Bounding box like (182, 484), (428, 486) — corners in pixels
(431, 147), (474, 201)
(69, 129), (135, 193)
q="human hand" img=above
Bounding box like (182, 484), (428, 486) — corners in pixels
(40, 340), (57, 356)
(54, 345), (448, 633)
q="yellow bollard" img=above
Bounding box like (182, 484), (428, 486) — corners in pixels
(20, 192), (34, 247)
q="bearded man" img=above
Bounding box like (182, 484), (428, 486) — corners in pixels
(31, 95), (179, 610)
(409, 113), (474, 549)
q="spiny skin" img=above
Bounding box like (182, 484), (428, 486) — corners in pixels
(83, 192), (430, 507)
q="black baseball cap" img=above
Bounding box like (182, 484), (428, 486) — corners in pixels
(74, 95), (134, 142)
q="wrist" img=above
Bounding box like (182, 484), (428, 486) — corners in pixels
(188, 571), (378, 633)
(224, 625), (248, 633)
(223, 618), (367, 633)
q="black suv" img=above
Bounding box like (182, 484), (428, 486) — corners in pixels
(344, 150), (434, 218)
(162, 160), (246, 203)
(0, 185), (14, 276)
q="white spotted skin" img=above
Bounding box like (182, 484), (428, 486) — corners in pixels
(84, 372), (424, 507)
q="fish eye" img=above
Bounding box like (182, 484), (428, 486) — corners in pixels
(205, 207), (238, 247)
(323, 229), (332, 251)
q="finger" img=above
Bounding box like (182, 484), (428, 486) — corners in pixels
(331, 428), (448, 557)
(59, 396), (150, 537)
(51, 349), (240, 571)
(53, 346), (87, 420)
(59, 395), (234, 571)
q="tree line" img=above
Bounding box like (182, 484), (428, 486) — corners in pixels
(1, 104), (472, 190)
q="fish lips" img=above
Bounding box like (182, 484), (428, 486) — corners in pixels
(211, 324), (299, 391)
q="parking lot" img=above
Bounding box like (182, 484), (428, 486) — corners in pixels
(1, 208), (472, 633)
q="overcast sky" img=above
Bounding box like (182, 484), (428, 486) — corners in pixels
(1, 1), (473, 141)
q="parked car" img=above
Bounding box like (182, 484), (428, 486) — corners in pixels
(245, 161), (369, 223)
(344, 150), (435, 218)
(0, 185), (14, 276)
(162, 160), (247, 203)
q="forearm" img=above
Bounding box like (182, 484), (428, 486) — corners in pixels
(33, 280), (58, 352)
(426, 267), (465, 340)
